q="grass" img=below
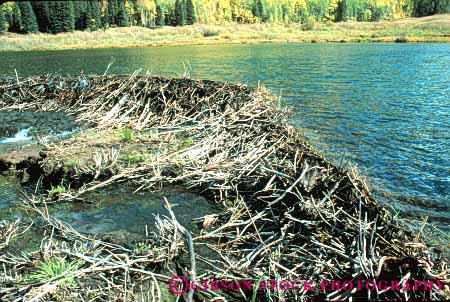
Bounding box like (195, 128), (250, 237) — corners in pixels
(117, 128), (134, 143)
(25, 257), (81, 287)
(65, 159), (80, 168)
(0, 14), (449, 52)
(48, 185), (66, 198)
(121, 150), (150, 165)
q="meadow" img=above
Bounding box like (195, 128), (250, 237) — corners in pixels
(0, 13), (448, 51)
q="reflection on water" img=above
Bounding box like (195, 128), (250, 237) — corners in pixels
(0, 43), (448, 227)
(51, 188), (218, 238)
(0, 173), (218, 241)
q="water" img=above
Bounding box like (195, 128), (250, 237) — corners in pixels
(0, 128), (32, 144)
(0, 173), (218, 244)
(0, 43), (448, 226)
(52, 188), (218, 239)
(0, 111), (80, 153)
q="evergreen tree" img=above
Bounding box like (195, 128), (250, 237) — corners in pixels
(166, 9), (175, 26)
(61, 1), (75, 32)
(18, 2), (38, 33)
(336, 0), (347, 21)
(10, 3), (22, 33)
(101, 0), (109, 28)
(413, 0), (450, 16)
(0, 5), (6, 34)
(2, 0), (445, 33)
(107, 0), (118, 25)
(182, 0), (187, 25)
(74, 0), (88, 30)
(86, 0), (101, 30)
(117, 0), (129, 27)
(252, 0), (264, 20)
(48, 1), (75, 33)
(32, 1), (50, 32)
(435, 0), (450, 13)
(185, 0), (196, 25)
(156, 4), (165, 26)
(174, 0), (184, 26)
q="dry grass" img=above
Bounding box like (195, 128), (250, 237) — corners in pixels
(0, 14), (449, 51)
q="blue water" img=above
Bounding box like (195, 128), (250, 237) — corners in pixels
(0, 43), (448, 225)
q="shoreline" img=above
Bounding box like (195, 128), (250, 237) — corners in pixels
(0, 14), (449, 52)
(1, 36), (450, 53)
(1, 35), (450, 53)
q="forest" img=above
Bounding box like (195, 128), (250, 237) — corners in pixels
(0, 0), (449, 34)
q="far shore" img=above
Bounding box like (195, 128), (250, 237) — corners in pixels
(0, 14), (449, 51)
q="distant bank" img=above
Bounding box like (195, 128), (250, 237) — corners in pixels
(0, 14), (449, 52)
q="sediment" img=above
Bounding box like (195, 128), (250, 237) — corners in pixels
(0, 74), (448, 302)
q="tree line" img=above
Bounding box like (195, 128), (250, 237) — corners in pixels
(1, 0), (449, 35)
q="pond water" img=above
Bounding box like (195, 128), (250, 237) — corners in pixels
(0, 111), (218, 243)
(0, 43), (448, 228)
(0, 111), (79, 153)
(0, 173), (218, 243)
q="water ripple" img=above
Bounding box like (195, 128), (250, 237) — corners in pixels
(0, 43), (448, 227)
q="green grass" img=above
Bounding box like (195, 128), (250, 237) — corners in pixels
(117, 128), (134, 143)
(65, 159), (80, 168)
(180, 137), (194, 149)
(132, 241), (153, 255)
(48, 185), (66, 198)
(0, 14), (448, 52)
(25, 257), (81, 287)
(121, 150), (149, 165)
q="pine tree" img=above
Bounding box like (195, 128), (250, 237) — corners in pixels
(10, 3), (22, 33)
(117, 0), (129, 27)
(166, 9), (175, 26)
(0, 5), (6, 34)
(86, 0), (101, 30)
(74, 0), (88, 30)
(185, 0), (196, 25)
(101, 0), (109, 28)
(18, 2), (38, 33)
(156, 4), (165, 26)
(252, 0), (264, 20)
(32, 1), (50, 32)
(181, 0), (187, 25)
(61, 1), (75, 32)
(48, 1), (75, 33)
(107, 0), (118, 25)
(174, 0), (184, 26)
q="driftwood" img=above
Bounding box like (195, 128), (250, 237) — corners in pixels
(0, 74), (448, 302)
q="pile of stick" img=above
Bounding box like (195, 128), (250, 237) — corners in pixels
(0, 74), (448, 302)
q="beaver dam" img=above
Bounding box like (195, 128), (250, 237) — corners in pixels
(0, 74), (448, 302)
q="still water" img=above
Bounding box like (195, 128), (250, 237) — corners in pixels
(0, 43), (449, 226)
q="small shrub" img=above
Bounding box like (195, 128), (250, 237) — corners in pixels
(302, 16), (319, 31)
(122, 151), (148, 165)
(48, 185), (66, 198)
(395, 35), (408, 43)
(133, 242), (153, 255)
(202, 28), (220, 37)
(26, 257), (81, 287)
(325, 20), (334, 27)
(118, 128), (134, 142)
